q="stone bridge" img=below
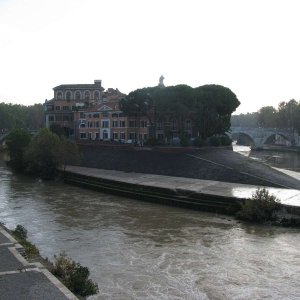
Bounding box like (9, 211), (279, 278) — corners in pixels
(229, 127), (300, 149)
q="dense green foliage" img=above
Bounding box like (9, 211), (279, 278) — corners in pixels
(236, 188), (280, 223)
(120, 84), (240, 140)
(6, 128), (79, 179)
(231, 112), (258, 127)
(51, 252), (99, 298)
(11, 225), (40, 259)
(0, 102), (44, 131)
(232, 99), (300, 133)
(5, 129), (31, 171)
(24, 128), (63, 179)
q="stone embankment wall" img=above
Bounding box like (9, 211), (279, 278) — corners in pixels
(63, 171), (243, 215)
(78, 144), (300, 189)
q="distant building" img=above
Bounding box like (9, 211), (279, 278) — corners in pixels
(44, 80), (148, 143)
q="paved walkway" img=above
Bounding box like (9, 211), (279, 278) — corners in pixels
(66, 166), (300, 207)
(0, 226), (77, 300)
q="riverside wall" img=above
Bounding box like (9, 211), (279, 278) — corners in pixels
(63, 170), (243, 215)
(62, 167), (300, 217)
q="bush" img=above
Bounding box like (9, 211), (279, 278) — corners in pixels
(12, 224), (28, 240)
(209, 136), (221, 147)
(193, 137), (204, 147)
(180, 135), (189, 147)
(51, 252), (98, 298)
(220, 135), (232, 146)
(11, 225), (39, 259)
(236, 188), (281, 223)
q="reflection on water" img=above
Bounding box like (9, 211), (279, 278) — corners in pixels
(1, 160), (300, 299)
(233, 144), (300, 172)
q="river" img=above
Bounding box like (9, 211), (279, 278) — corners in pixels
(233, 144), (300, 172)
(0, 156), (300, 299)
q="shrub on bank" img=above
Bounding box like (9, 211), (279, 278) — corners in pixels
(236, 188), (281, 223)
(11, 225), (39, 259)
(51, 252), (99, 298)
(10, 224), (98, 299)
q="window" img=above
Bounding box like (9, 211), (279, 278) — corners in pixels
(72, 106), (76, 111)
(112, 113), (118, 118)
(112, 120), (118, 128)
(55, 106), (60, 110)
(63, 106), (69, 110)
(80, 133), (87, 139)
(84, 91), (90, 100)
(158, 134), (164, 141)
(75, 91), (81, 100)
(157, 121), (163, 130)
(56, 115), (62, 121)
(49, 115), (54, 121)
(102, 112), (108, 117)
(172, 120), (177, 130)
(95, 132), (100, 139)
(102, 120), (109, 128)
(79, 123), (85, 128)
(103, 130), (109, 140)
(66, 91), (71, 100)
(88, 121), (93, 128)
(120, 132), (125, 140)
(93, 113), (100, 118)
(185, 120), (191, 129)
(94, 91), (100, 100)
(129, 132), (136, 140)
(63, 115), (70, 121)
(57, 92), (62, 100)
(140, 120), (148, 128)
(80, 112), (85, 118)
(129, 120), (136, 128)
(113, 132), (118, 140)
(95, 121), (100, 128)
(120, 120), (126, 127)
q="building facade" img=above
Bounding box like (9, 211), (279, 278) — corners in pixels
(45, 80), (149, 144)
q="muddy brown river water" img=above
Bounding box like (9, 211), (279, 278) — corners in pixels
(0, 155), (300, 299)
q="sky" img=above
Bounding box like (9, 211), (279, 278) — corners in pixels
(1, 0), (300, 114)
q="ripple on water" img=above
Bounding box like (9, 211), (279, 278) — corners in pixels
(0, 164), (300, 299)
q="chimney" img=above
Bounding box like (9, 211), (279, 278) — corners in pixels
(94, 80), (102, 87)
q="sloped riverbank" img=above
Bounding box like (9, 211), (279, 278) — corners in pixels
(78, 145), (300, 190)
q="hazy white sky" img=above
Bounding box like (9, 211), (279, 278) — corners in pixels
(1, 0), (300, 114)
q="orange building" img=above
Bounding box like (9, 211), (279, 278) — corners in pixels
(45, 80), (149, 144)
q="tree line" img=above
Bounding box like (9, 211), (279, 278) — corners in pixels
(231, 99), (300, 133)
(120, 84), (240, 140)
(0, 102), (44, 132)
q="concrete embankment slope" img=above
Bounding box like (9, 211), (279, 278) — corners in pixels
(78, 145), (300, 189)
(64, 166), (300, 216)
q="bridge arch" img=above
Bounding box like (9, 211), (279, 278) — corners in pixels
(263, 133), (292, 147)
(236, 132), (255, 148)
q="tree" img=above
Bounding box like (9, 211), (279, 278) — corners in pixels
(120, 84), (240, 141)
(5, 128), (31, 171)
(231, 112), (259, 127)
(0, 102), (44, 131)
(24, 128), (62, 179)
(24, 128), (78, 179)
(59, 136), (80, 171)
(257, 106), (277, 128)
